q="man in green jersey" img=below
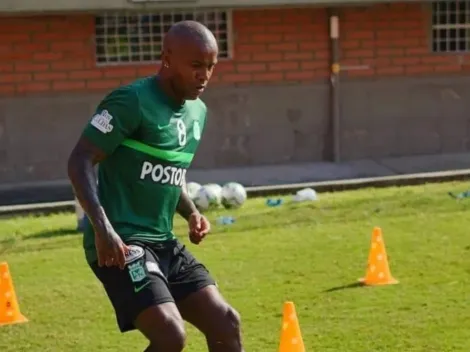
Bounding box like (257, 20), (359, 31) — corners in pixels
(67, 21), (243, 352)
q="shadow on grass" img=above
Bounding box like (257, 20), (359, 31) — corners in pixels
(323, 281), (365, 293)
(23, 227), (80, 240)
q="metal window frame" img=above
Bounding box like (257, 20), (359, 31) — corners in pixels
(94, 8), (234, 67)
(429, 0), (470, 54)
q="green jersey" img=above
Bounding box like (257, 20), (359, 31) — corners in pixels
(80, 76), (207, 263)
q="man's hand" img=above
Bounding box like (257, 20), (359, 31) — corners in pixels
(188, 212), (211, 245)
(94, 221), (130, 270)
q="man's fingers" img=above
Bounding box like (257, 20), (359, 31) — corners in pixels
(105, 256), (114, 267)
(97, 249), (108, 267)
(97, 254), (105, 267)
(116, 246), (127, 270)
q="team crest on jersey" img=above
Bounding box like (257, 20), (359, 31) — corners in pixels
(91, 110), (114, 134)
(193, 121), (201, 141)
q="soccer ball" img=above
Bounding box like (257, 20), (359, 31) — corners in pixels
(221, 182), (247, 209)
(185, 182), (202, 200)
(204, 183), (222, 204)
(193, 185), (222, 212)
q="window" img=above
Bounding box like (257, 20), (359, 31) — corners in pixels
(95, 10), (231, 64)
(431, 1), (470, 53)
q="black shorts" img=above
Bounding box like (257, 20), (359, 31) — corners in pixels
(89, 239), (216, 333)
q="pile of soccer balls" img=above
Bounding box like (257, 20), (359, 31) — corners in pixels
(186, 181), (247, 212)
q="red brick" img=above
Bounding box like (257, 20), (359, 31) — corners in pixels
(342, 41), (361, 49)
(234, 53), (251, 62)
(53, 81), (86, 91)
(137, 66), (160, 76)
(0, 44), (11, 53)
(235, 44), (266, 54)
(377, 66), (404, 75)
(252, 53), (283, 62)
(250, 34), (283, 43)
(301, 62), (326, 70)
(15, 63), (49, 72)
(221, 73), (252, 83)
(33, 52), (63, 61)
(50, 41), (88, 52)
(434, 65), (461, 73)
(377, 48), (404, 57)
(87, 79), (122, 90)
(284, 52), (314, 60)
(237, 63), (266, 73)
(406, 66), (434, 75)
(0, 64), (13, 72)
(34, 72), (68, 81)
(51, 62), (85, 71)
(212, 63), (235, 73)
(17, 82), (50, 93)
(103, 68), (138, 78)
(32, 32), (68, 42)
(345, 49), (374, 58)
(0, 34), (30, 43)
(300, 42), (327, 51)
(1, 52), (35, 61)
(406, 48), (428, 55)
(393, 57), (420, 65)
(0, 73), (31, 83)
(376, 31), (405, 40)
(0, 85), (15, 94)
(13, 42), (49, 53)
(69, 70), (102, 80)
(239, 25), (266, 33)
(315, 50), (329, 59)
(285, 71), (317, 81)
(253, 72), (283, 82)
(269, 62), (299, 71)
(421, 56), (450, 64)
(283, 33), (316, 42)
(268, 43), (298, 52)
(347, 31), (375, 40)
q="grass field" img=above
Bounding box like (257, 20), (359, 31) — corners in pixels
(0, 181), (470, 352)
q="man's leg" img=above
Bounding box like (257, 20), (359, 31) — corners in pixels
(169, 242), (244, 352)
(135, 303), (185, 352)
(89, 244), (186, 352)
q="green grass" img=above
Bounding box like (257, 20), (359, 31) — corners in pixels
(1, 181), (470, 351)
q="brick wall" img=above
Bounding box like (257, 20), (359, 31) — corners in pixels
(340, 3), (470, 77)
(0, 8), (329, 97)
(0, 3), (468, 97)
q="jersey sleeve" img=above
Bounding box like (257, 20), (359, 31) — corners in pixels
(81, 87), (141, 155)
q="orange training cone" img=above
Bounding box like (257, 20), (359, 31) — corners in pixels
(278, 301), (305, 352)
(359, 227), (398, 286)
(0, 262), (28, 326)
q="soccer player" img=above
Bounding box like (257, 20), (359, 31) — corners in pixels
(67, 21), (244, 352)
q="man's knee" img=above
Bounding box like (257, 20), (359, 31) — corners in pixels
(135, 304), (187, 351)
(214, 304), (242, 339)
(157, 314), (186, 349)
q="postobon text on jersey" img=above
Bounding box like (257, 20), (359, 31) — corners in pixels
(139, 161), (187, 187)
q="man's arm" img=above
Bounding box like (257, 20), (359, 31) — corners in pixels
(67, 137), (108, 229)
(176, 176), (199, 221)
(67, 87), (140, 268)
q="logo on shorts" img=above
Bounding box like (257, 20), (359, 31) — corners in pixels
(128, 261), (146, 282)
(90, 110), (114, 134)
(125, 245), (145, 264)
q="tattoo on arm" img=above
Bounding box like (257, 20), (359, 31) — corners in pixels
(67, 136), (108, 228)
(176, 177), (198, 221)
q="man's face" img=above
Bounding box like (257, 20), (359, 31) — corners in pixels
(166, 41), (218, 100)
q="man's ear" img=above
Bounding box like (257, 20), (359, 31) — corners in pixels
(161, 49), (171, 68)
